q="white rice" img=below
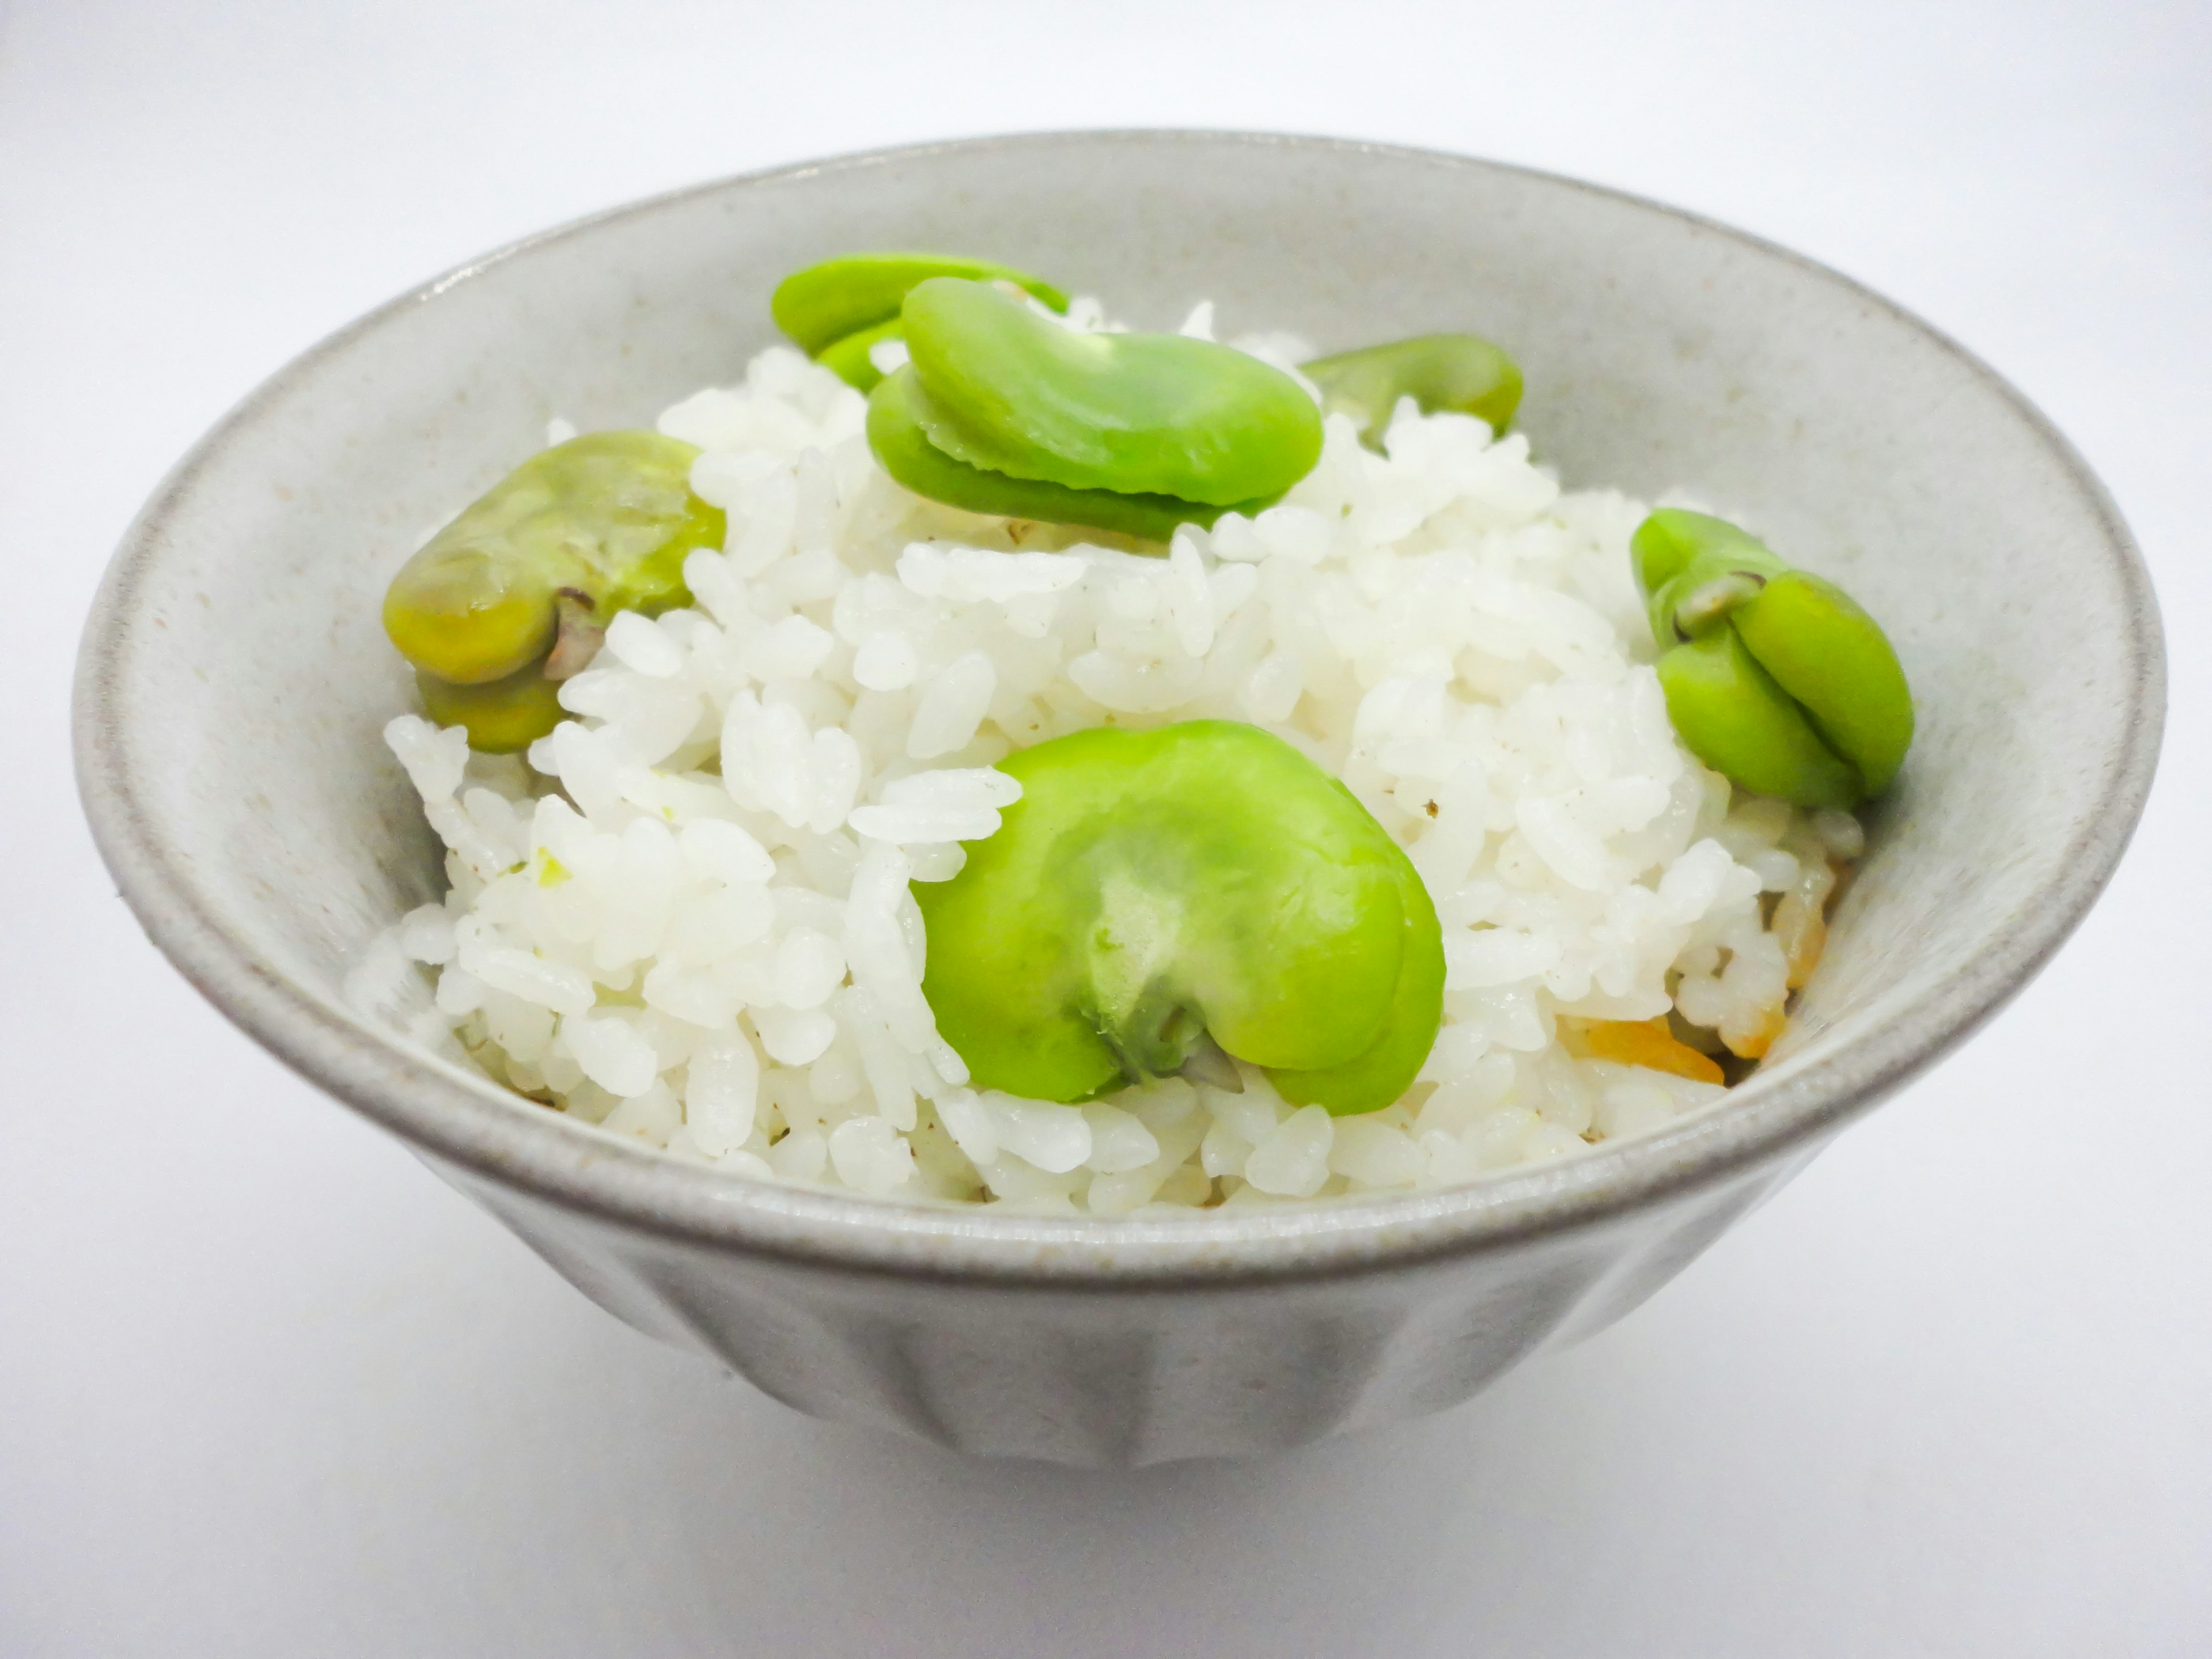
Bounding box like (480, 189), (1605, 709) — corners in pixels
(358, 298), (1865, 1214)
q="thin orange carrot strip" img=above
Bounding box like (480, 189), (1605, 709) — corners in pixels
(1582, 1018), (1726, 1084)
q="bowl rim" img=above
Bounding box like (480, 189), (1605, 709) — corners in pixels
(73, 128), (2165, 1287)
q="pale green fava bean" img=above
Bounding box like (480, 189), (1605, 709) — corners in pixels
(866, 368), (1279, 541)
(899, 278), (1324, 507)
(1267, 851), (1445, 1115)
(1631, 508), (1783, 637)
(813, 317), (904, 392)
(413, 662), (569, 756)
(915, 721), (1445, 1116)
(1301, 334), (1524, 449)
(1651, 627), (1865, 807)
(1731, 570), (1912, 797)
(382, 431), (725, 751)
(771, 253), (1068, 357)
(773, 253), (1069, 393)
(1633, 508), (1914, 807)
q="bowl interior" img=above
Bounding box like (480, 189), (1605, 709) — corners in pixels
(75, 132), (2160, 1265)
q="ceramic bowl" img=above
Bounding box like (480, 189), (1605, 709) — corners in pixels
(73, 132), (2162, 1465)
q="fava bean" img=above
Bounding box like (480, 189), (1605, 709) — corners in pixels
(382, 431), (724, 750)
(413, 660), (569, 755)
(915, 721), (1444, 1115)
(774, 254), (1067, 392)
(1301, 333), (1523, 449)
(866, 366), (1275, 540)
(813, 316), (904, 392)
(1633, 508), (1913, 806)
(899, 277), (1323, 506)
(772, 253), (1067, 356)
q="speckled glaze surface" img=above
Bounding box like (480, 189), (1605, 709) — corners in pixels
(74, 132), (2162, 1465)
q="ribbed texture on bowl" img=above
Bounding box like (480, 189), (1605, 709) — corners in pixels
(74, 133), (2161, 1463)
(443, 1146), (1810, 1463)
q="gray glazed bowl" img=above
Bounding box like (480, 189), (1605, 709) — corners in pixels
(74, 132), (2162, 1466)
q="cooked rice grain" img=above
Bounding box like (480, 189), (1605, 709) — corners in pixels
(358, 309), (1843, 1213)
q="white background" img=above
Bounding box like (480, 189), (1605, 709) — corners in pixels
(4, 2), (2208, 1653)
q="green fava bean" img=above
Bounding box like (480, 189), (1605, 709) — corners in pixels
(1630, 509), (1782, 639)
(900, 278), (1324, 507)
(1267, 851), (1445, 1115)
(1633, 509), (1914, 807)
(1653, 627), (1865, 808)
(1301, 334), (1524, 449)
(867, 368), (1278, 541)
(772, 253), (1069, 357)
(914, 721), (1444, 1116)
(814, 317), (903, 392)
(382, 431), (724, 749)
(1730, 570), (1913, 797)
(413, 662), (569, 756)
(384, 431), (722, 685)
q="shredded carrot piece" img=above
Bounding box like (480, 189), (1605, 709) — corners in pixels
(1582, 1018), (1725, 1084)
